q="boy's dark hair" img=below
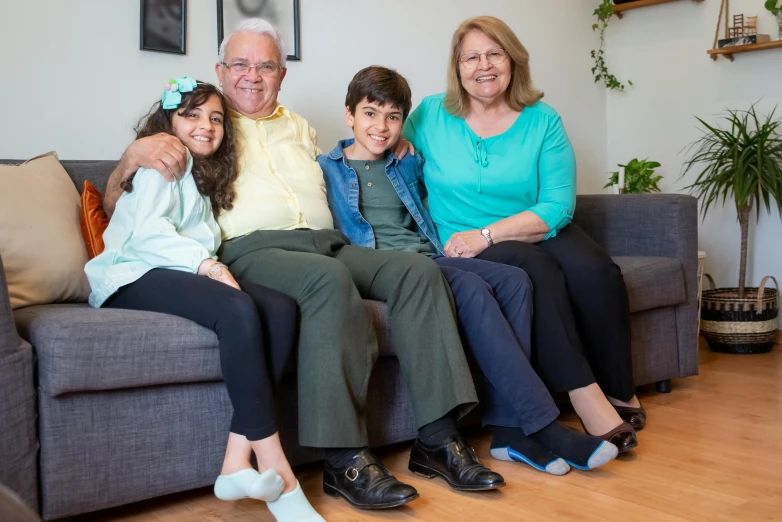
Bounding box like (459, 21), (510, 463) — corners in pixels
(345, 66), (412, 120)
(123, 82), (238, 217)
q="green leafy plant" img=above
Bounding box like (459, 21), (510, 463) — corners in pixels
(682, 104), (782, 297)
(591, 0), (632, 91)
(604, 158), (663, 193)
(765, 0), (782, 16)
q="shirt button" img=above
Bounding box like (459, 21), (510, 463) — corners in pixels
(367, 182), (373, 187)
(364, 165), (370, 170)
(357, 218), (363, 223)
(351, 183), (356, 188)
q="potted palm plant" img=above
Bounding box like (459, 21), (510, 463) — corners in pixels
(682, 104), (782, 353)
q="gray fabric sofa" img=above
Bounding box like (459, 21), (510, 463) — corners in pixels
(0, 159), (699, 520)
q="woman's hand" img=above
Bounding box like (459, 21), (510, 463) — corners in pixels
(444, 230), (489, 258)
(391, 136), (415, 159)
(198, 259), (241, 290)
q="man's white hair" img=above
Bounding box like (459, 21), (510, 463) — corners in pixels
(218, 18), (286, 67)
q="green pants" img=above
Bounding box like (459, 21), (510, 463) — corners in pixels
(219, 229), (477, 448)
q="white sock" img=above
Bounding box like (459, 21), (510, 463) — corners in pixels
(266, 481), (324, 522)
(214, 468), (285, 502)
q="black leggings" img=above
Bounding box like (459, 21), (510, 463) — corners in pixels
(477, 224), (635, 401)
(104, 268), (298, 440)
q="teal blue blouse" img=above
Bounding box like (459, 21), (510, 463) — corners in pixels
(403, 94), (576, 244)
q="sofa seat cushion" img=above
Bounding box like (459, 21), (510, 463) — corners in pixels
(14, 299), (396, 397)
(614, 256), (686, 313)
(14, 304), (221, 397)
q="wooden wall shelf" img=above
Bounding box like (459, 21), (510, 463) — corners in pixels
(707, 39), (782, 61)
(613, 0), (704, 18)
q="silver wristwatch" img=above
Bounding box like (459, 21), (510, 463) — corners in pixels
(480, 228), (494, 246)
(206, 262), (226, 280)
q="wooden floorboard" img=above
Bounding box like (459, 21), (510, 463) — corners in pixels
(75, 339), (782, 522)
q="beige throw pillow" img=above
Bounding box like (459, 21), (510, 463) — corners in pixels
(0, 152), (91, 309)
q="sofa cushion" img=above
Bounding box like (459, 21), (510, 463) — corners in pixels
(15, 299), (395, 397)
(614, 256), (686, 313)
(80, 181), (110, 259)
(0, 152), (91, 309)
(15, 304), (221, 396)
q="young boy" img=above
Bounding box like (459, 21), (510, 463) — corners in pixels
(317, 66), (618, 475)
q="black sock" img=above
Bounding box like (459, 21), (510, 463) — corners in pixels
(490, 426), (562, 472)
(417, 413), (458, 446)
(528, 420), (610, 469)
(325, 447), (366, 469)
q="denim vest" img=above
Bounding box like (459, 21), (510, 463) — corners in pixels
(317, 139), (444, 255)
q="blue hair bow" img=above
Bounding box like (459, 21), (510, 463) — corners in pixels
(161, 76), (198, 110)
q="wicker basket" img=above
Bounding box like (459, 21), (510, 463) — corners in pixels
(700, 275), (779, 354)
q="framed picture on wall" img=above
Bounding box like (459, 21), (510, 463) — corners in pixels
(217, 0), (301, 61)
(140, 0), (187, 54)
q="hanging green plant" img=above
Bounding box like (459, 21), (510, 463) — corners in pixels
(591, 0), (632, 91)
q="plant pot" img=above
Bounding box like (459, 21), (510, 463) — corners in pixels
(700, 275), (779, 354)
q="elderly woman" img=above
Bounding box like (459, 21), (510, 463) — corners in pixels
(403, 16), (642, 452)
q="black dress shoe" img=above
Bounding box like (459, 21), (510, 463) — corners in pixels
(323, 449), (419, 510)
(408, 434), (506, 491)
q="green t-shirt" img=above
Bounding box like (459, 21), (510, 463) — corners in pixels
(349, 159), (437, 256)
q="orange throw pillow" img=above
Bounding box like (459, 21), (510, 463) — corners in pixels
(80, 181), (110, 259)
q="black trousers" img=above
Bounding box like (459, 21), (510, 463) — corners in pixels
(476, 224), (635, 401)
(104, 268), (298, 440)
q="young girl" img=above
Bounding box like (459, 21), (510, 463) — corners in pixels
(85, 78), (324, 522)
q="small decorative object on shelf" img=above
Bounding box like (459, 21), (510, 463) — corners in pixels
(709, 0), (782, 60)
(718, 34), (771, 48)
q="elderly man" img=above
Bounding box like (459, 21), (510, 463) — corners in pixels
(103, 19), (504, 510)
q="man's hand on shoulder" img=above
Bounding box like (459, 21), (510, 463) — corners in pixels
(104, 133), (188, 216)
(128, 133), (188, 182)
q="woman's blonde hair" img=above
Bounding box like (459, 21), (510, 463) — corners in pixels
(444, 16), (543, 117)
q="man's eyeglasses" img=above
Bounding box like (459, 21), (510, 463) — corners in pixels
(458, 49), (508, 70)
(221, 61), (283, 76)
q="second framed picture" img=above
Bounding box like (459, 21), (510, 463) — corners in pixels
(217, 0), (300, 61)
(140, 0), (187, 54)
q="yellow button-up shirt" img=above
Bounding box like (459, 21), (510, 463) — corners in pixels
(218, 104), (334, 240)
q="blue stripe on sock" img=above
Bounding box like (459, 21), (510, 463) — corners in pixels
(503, 447), (554, 472)
(563, 441), (608, 471)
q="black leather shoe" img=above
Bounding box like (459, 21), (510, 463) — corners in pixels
(323, 449), (419, 510)
(408, 434), (506, 491)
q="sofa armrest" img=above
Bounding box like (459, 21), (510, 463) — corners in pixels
(0, 255), (39, 512)
(573, 194), (699, 379)
(573, 194), (697, 260)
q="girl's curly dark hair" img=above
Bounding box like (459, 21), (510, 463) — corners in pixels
(122, 82), (238, 217)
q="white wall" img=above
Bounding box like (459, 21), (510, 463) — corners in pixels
(604, 0), (782, 289)
(0, 0), (607, 193)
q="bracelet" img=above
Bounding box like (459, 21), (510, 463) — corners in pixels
(206, 262), (227, 280)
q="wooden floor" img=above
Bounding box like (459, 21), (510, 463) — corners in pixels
(76, 339), (782, 522)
